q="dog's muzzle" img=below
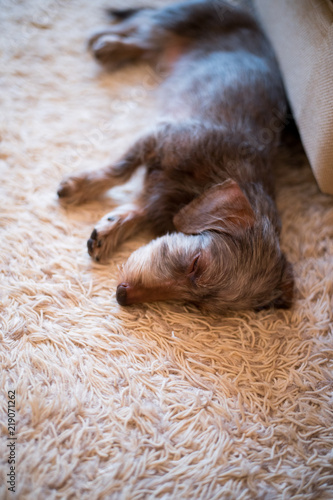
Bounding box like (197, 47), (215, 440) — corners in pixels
(116, 283), (129, 306)
(116, 281), (179, 306)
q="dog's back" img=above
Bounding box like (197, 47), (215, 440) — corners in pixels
(159, 1), (286, 131)
(120, 1), (288, 234)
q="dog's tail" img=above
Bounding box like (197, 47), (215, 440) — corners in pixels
(105, 8), (146, 21)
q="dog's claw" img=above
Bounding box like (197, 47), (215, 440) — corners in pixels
(87, 238), (94, 254)
(87, 229), (102, 260)
(86, 207), (136, 262)
(87, 217), (117, 262)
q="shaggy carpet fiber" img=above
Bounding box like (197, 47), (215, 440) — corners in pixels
(1, 1), (333, 499)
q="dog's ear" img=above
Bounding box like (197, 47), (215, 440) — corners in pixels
(173, 179), (255, 236)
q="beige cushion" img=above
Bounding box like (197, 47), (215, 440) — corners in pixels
(254, 0), (333, 195)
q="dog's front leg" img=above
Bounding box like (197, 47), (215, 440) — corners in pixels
(57, 133), (156, 205)
(87, 203), (147, 262)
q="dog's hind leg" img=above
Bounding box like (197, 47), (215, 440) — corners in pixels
(89, 33), (155, 69)
(57, 133), (156, 205)
(88, 1), (256, 70)
(88, 8), (165, 69)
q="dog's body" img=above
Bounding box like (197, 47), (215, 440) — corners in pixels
(58, 0), (294, 313)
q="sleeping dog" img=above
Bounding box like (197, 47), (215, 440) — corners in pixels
(58, 0), (294, 313)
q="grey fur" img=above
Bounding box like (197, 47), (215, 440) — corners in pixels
(58, 0), (294, 312)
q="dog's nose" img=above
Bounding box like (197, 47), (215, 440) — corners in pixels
(116, 283), (128, 306)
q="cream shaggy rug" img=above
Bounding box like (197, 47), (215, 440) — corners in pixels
(1, 1), (333, 499)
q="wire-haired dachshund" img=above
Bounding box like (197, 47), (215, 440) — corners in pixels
(58, 0), (294, 313)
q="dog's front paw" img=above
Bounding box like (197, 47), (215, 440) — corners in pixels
(58, 170), (108, 205)
(57, 174), (91, 205)
(87, 214), (121, 262)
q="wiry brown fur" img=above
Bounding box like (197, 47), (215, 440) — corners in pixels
(58, 0), (294, 313)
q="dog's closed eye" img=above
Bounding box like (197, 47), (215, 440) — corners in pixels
(188, 253), (201, 276)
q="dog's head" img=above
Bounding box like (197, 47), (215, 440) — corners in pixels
(116, 179), (294, 312)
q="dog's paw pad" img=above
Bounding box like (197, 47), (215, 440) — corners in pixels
(87, 204), (139, 262)
(87, 222), (112, 262)
(88, 235), (101, 260)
